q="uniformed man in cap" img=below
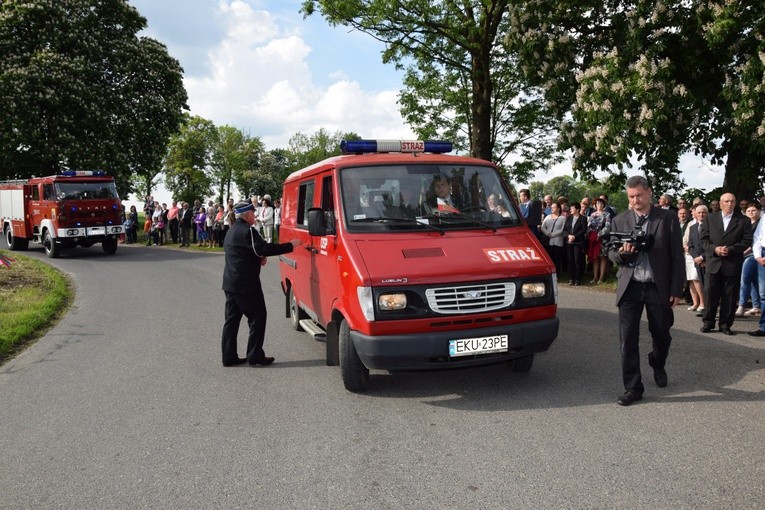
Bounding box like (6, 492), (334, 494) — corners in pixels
(221, 200), (302, 367)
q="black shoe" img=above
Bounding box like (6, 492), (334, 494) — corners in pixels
(748, 329), (765, 337)
(700, 325), (713, 333)
(719, 326), (735, 336)
(653, 367), (667, 388)
(222, 357), (247, 367)
(249, 356), (275, 366)
(617, 391), (643, 406)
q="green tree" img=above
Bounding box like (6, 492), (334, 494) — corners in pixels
(507, 0), (765, 199)
(285, 128), (359, 173)
(301, 0), (560, 183)
(0, 0), (187, 198)
(163, 115), (217, 205)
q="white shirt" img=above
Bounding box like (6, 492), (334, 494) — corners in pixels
(754, 219), (765, 258)
(722, 211), (733, 231)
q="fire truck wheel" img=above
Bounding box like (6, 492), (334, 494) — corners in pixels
(43, 230), (60, 258)
(102, 238), (118, 255)
(289, 286), (307, 331)
(339, 318), (369, 392)
(507, 354), (534, 372)
(5, 227), (29, 251)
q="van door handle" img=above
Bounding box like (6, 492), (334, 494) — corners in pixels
(305, 245), (318, 254)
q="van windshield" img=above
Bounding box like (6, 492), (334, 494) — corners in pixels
(340, 164), (523, 232)
(55, 181), (119, 200)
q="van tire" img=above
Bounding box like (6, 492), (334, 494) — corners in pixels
(339, 319), (369, 391)
(507, 354), (534, 372)
(5, 227), (28, 251)
(102, 238), (118, 254)
(289, 287), (307, 331)
(43, 229), (60, 258)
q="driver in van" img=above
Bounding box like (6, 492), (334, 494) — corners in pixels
(425, 174), (460, 214)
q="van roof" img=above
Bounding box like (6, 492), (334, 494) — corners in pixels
(284, 152), (496, 183)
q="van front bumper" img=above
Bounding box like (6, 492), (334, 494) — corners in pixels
(350, 317), (559, 371)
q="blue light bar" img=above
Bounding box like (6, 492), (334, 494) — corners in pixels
(59, 170), (106, 177)
(340, 139), (453, 154)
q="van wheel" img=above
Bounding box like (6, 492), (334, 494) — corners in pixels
(339, 319), (369, 392)
(6, 227), (28, 251)
(507, 355), (534, 372)
(289, 287), (307, 331)
(102, 238), (118, 254)
(43, 230), (60, 258)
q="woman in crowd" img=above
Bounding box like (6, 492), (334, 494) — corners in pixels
(195, 207), (207, 247)
(736, 205), (761, 317)
(563, 201), (587, 286)
(541, 202), (566, 275)
(259, 195), (275, 243)
(273, 199), (281, 241)
(682, 205), (704, 313)
(587, 198), (611, 284)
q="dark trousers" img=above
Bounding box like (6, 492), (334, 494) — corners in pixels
(221, 289), (268, 364)
(618, 280), (674, 394)
(566, 243), (584, 283)
(702, 271), (740, 328)
(179, 225), (190, 246)
(169, 218), (179, 243)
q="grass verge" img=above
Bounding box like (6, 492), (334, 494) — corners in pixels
(0, 250), (73, 365)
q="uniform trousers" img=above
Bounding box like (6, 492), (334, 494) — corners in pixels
(618, 280), (674, 394)
(221, 287), (268, 364)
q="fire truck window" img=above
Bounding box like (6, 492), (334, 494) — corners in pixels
(321, 175), (335, 232)
(43, 184), (55, 200)
(32, 186), (40, 200)
(297, 181), (315, 227)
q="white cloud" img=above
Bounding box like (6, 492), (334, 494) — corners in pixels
(183, 0), (413, 148)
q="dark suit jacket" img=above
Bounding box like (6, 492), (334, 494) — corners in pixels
(222, 219), (294, 293)
(687, 222), (704, 259)
(698, 210), (753, 276)
(562, 215), (587, 244)
(607, 206), (685, 307)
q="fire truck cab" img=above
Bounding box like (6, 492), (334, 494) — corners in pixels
(0, 170), (124, 258)
(279, 140), (559, 391)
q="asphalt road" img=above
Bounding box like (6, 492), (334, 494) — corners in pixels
(1, 240), (763, 509)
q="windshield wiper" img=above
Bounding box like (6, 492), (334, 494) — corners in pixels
(436, 212), (498, 232)
(351, 216), (445, 235)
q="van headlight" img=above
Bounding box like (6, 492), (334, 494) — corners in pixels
(521, 282), (546, 298)
(378, 293), (407, 311)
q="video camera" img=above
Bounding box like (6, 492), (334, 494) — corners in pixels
(605, 227), (654, 252)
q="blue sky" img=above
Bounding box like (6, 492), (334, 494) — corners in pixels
(126, 0), (725, 203)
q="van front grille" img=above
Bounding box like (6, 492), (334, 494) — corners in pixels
(425, 282), (516, 314)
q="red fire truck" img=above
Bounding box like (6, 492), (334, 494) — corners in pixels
(0, 171), (124, 258)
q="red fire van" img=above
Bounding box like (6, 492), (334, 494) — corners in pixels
(279, 140), (559, 391)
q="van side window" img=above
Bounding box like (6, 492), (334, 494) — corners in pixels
(32, 185), (40, 201)
(297, 181), (315, 227)
(321, 175), (335, 233)
(43, 184), (55, 200)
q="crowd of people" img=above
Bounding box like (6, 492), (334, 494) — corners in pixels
(121, 194), (282, 248)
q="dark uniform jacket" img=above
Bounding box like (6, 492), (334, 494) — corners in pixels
(222, 218), (294, 293)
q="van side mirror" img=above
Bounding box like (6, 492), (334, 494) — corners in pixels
(307, 208), (326, 236)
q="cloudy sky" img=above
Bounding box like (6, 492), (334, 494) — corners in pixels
(126, 0), (726, 204)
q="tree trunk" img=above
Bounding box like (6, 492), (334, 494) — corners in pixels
(723, 145), (762, 202)
(470, 50), (493, 161)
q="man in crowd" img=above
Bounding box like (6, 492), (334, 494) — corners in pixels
(166, 200), (179, 244)
(607, 176), (685, 406)
(699, 193), (753, 335)
(220, 201), (301, 367)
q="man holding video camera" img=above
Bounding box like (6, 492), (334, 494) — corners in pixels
(607, 176), (686, 406)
